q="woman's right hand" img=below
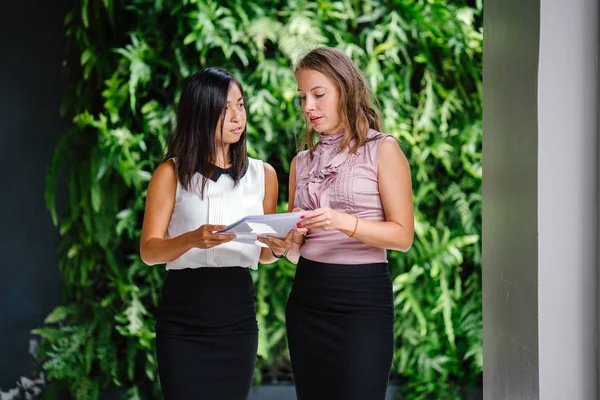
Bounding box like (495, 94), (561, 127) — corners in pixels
(292, 208), (309, 242)
(189, 224), (236, 249)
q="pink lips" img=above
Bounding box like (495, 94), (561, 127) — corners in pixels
(309, 116), (322, 125)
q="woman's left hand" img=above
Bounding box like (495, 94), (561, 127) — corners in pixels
(257, 229), (294, 256)
(297, 207), (351, 231)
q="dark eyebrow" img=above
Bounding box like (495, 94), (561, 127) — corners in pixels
(227, 96), (244, 104)
(297, 86), (327, 92)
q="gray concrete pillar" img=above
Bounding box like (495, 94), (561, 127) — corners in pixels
(483, 0), (598, 398)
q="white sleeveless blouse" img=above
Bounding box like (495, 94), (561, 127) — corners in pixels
(165, 158), (265, 270)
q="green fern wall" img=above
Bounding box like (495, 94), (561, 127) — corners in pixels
(37, 1), (483, 399)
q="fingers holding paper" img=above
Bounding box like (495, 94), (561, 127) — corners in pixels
(190, 224), (236, 249)
(291, 207), (309, 237)
(297, 207), (346, 231)
(257, 229), (294, 256)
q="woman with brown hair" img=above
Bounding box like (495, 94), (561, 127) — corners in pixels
(285, 47), (415, 399)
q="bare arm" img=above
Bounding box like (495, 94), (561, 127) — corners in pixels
(258, 162), (280, 264)
(139, 160), (235, 265)
(299, 137), (414, 252)
(284, 156), (306, 264)
(258, 162), (293, 264)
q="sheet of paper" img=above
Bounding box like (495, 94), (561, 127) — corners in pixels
(246, 222), (277, 235)
(229, 233), (269, 248)
(217, 211), (303, 245)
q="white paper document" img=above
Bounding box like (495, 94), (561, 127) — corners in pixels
(216, 212), (303, 247)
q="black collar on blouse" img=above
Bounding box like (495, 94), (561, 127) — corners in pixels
(208, 158), (249, 182)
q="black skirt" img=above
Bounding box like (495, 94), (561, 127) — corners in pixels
(285, 257), (394, 400)
(155, 267), (258, 400)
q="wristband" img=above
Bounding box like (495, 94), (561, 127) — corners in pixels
(348, 216), (359, 238)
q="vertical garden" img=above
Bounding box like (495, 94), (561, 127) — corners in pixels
(37, 0), (482, 399)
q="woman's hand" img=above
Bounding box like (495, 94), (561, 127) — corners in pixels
(292, 207), (309, 243)
(297, 207), (353, 232)
(189, 224), (237, 249)
(257, 230), (294, 256)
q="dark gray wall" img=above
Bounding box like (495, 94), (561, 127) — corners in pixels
(482, 0), (540, 398)
(0, 0), (68, 389)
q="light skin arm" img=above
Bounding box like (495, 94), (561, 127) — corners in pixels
(139, 160), (236, 265)
(258, 162), (294, 264)
(284, 156), (308, 264)
(298, 137), (414, 252)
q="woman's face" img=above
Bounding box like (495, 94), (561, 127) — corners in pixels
(297, 68), (345, 135)
(215, 83), (246, 146)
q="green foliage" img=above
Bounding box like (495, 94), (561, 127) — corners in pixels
(38, 0), (482, 399)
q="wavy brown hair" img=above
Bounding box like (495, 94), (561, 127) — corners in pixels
(295, 47), (382, 154)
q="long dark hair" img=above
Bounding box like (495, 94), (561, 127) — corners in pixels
(165, 68), (248, 197)
(295, 47), (382, 154)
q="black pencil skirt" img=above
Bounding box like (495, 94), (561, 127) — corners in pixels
(155, 267), (258, 400)
(285, 257), (395, 400)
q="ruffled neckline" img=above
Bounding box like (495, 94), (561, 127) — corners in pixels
(296, 129), (379, 210)
(317, 130), (345, 147)
(308, 131), (348, 178)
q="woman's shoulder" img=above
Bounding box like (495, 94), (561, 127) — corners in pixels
(293, 150), (310, 167)
(364, 129), (398, 151)
(153, 159), (177, 179)
(247, 156), (261, 168)
(147, 160), (178, 197)
(366, 129), (394, 142)
(249, 157), (276, 176)
(246, 157), (273, 181)
(242, 157), (266, 170)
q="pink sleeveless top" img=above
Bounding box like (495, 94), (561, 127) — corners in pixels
(294, 129), (390, 264)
